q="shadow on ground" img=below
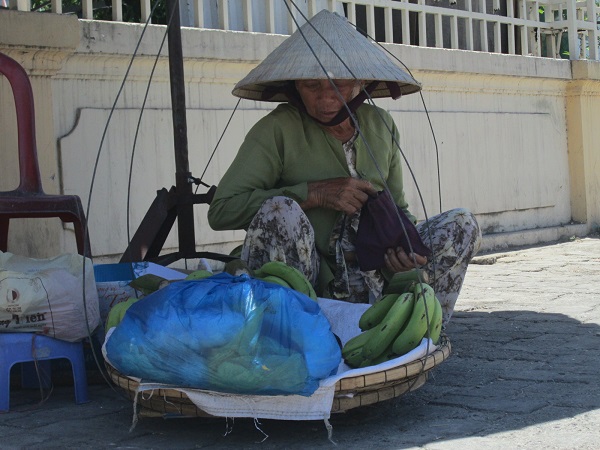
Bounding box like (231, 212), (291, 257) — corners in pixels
(3, 309), (599, 449)
(239, 309), (600, 449)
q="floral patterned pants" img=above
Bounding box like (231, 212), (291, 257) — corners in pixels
(241, 196), (482, 325)
(417, 207), (482, 325)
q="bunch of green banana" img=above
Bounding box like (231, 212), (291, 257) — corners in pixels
(342, 281), (443, 368)
(342, 292), (414, 368)
(253, 261), (317, 301)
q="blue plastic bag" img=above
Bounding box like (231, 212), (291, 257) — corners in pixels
(105, 273), (341, 396)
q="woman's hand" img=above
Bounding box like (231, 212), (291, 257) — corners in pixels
(302, 177), (377, 215)
(384, 246), (428, 273)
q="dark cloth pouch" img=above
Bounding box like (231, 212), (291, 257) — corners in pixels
(356, 190), (432, 271)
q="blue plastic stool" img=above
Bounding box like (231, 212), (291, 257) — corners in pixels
(0, 332), (89, 412)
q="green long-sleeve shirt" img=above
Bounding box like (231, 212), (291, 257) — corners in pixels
(208, 102), (413, 293)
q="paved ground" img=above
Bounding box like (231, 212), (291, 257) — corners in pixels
(2, 236), (599, 449)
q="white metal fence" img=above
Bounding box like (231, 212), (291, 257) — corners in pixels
(5, 0), (599, 60)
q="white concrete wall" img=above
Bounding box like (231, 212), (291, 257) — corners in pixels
(1, 11), (599, 261)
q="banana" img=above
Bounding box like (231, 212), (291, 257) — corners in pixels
(259, 275), (292, 289)
(341, 327), (379, 358)
(358, 341), (396, 368)
(358, 293), (400, 331)
(129, 274), (168, 295)
(343, 347), (368, 368)
(391, 282), (436, 356)
(372, 342), (397, 365)
(426, 296), (443, 345)
(254, 261), (317, 300)
(383, 269), (429, 295)
(105, 297), (140, 332)
(185, 269), (213, 280)
(361, 292), (415, 360)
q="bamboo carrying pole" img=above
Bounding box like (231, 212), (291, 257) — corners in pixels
(120, 0), (235, 266)
(166, 0), (196, 255)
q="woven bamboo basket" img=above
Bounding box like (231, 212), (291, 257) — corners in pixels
(106, 335), (451, 417)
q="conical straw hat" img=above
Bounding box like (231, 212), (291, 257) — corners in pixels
(232, 9), (421, 102)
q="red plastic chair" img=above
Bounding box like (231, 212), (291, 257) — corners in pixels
(0, 52), (91, 257)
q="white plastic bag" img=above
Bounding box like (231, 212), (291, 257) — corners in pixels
(0, 251), (100, 342)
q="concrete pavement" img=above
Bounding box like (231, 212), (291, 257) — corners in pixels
(2, 236), (599, 449)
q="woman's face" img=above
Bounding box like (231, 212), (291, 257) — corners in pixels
(295, 79), (361, 123)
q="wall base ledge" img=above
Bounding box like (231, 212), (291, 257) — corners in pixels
(480, 223), (589, 253)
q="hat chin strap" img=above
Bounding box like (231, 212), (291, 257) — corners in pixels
(286, 81), (379, 127)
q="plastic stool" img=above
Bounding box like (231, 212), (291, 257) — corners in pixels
(0, 333), (89, 412)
